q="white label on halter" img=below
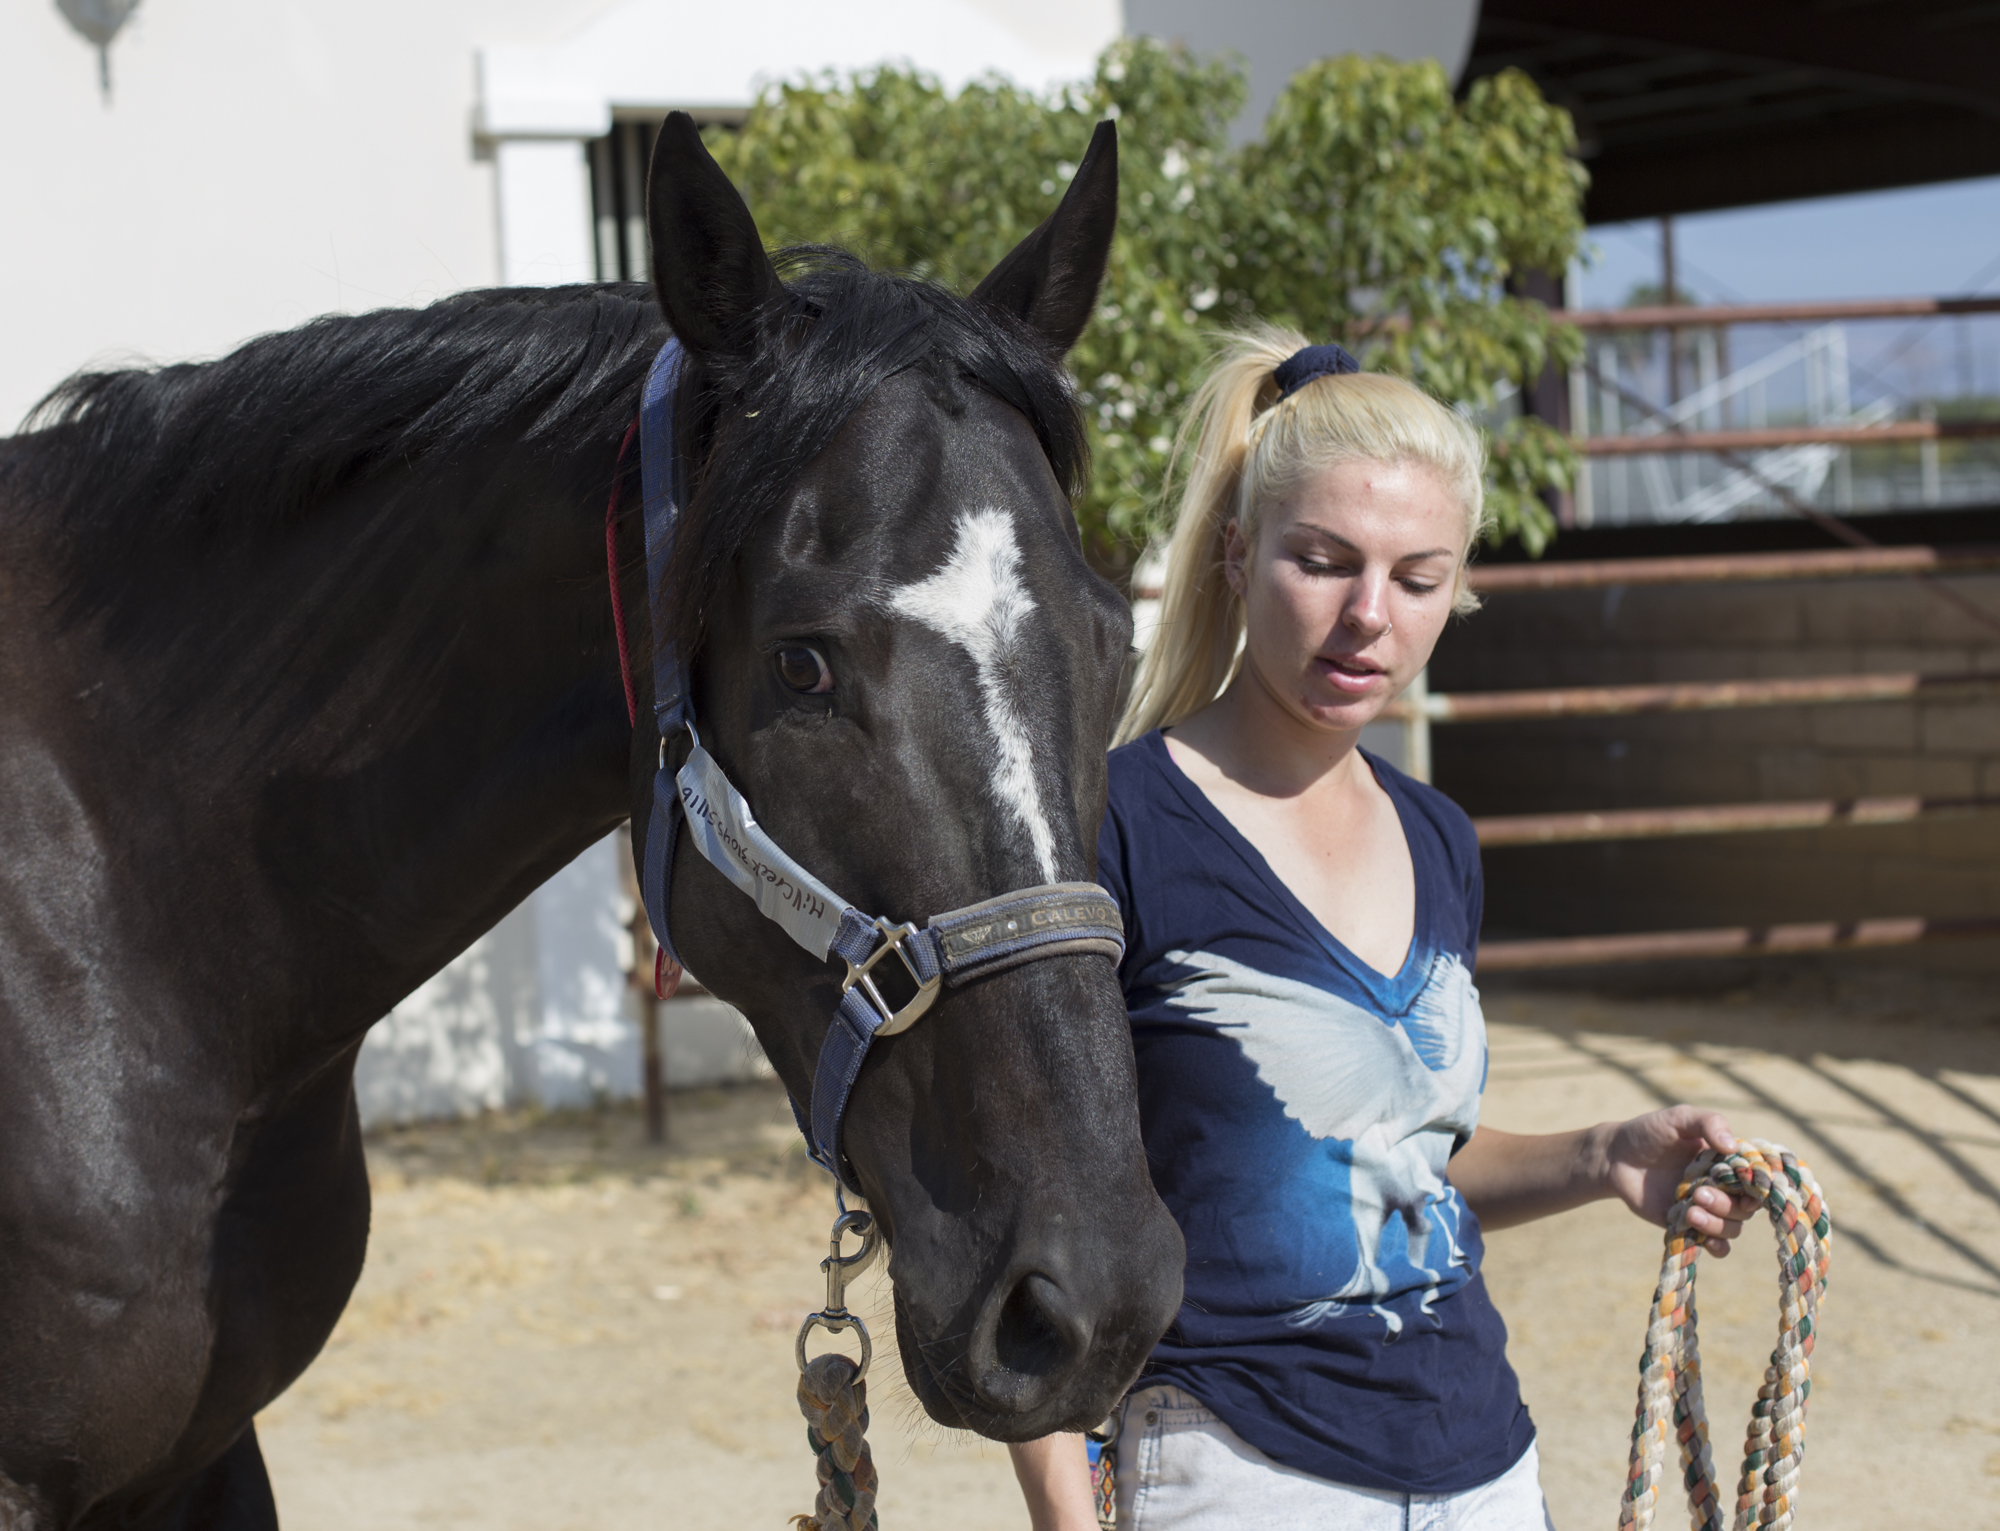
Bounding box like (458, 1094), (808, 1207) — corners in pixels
(675, 740), (850, 960)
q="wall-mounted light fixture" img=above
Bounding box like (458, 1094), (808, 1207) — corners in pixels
(57, 0), (142, 101)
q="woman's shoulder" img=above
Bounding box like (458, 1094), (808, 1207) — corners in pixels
(1106, 729), (1173, 805)
(1100, 730), (1220, 869)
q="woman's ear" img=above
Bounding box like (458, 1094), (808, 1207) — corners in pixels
(1221, 518), (1250, 598)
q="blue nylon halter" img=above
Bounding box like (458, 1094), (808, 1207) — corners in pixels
(637, 339), (688, 969)
(629, 337), (1125, 1193)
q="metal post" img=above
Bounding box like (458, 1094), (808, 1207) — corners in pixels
(1401, 668), (1432, 784)
(589, 137), (620, 282)
(1568, 359), (1594, 527)
(1921, 401), (1942, 505)
(617, 823), (666, 1145)
(1599, 343), (1626, 523)
(620, 121), (650, 283)
(1660, 215), (1680, 405)
(639, 949), (665, 1146)
(1828, 325), (1854, 510)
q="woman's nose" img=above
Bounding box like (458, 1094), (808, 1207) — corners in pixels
(1342, 574), (1392, 638)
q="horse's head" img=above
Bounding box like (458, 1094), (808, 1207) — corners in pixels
(633, 114), (1182, 1439)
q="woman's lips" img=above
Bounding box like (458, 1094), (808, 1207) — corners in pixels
(1314, 654), (1386, 696)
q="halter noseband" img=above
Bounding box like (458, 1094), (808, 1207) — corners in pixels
(613, 338), (1125, 1193)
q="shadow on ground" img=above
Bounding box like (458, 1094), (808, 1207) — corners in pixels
(255, 973), (2000, 1530)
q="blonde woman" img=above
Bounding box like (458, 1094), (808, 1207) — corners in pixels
(1008, 330), (1756, 1530)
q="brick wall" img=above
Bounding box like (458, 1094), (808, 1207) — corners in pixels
(1429, 509), (2000, 961)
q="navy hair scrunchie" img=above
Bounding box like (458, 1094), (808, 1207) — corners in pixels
(1273, 342), (1361, 400)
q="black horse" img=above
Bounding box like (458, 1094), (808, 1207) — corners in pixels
(0, 115), (1182, 1529)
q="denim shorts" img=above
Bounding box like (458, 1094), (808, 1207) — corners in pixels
(1112, 1384), (1555, 1531)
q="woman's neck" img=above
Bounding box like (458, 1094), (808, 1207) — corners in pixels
(1167, 661), (1368, 803)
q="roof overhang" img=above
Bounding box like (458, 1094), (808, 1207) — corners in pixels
(1464, 0), (2000, 222)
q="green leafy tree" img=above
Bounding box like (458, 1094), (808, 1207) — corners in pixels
(705, 42), (1584, 566)
(1231, 57), (1586, 551)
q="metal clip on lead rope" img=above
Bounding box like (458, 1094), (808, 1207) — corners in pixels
(796, 1209), (882, 1380)
(794, 1209), (885, 1531)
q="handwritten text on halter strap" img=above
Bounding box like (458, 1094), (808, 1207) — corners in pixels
(677, 738), (850, 960)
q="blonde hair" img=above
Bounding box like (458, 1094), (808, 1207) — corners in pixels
(1115, 324), (1490, 746)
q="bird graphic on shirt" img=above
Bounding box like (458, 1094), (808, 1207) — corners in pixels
(1164, 948), (1487, 1335)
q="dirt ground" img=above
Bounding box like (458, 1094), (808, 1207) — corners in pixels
(259, 966), (2000, 1528)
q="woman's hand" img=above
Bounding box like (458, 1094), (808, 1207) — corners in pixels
(1596, 1106), (1759, 1256)
(1449, 1111), (1761, 1244)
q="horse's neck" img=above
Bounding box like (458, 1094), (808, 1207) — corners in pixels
(13, 455), (633, 1074)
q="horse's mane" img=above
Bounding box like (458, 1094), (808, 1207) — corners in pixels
(10, 283), (663, 562)
(8, 252), (1088, 657)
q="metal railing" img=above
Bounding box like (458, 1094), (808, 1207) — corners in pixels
(1472, 795), (2000, 847)
(1559, 296), (2000, 330)
(1470, 544), (2000, 591)
(1477, 918), (2000, 972)
(1551, 294), (2000, 524)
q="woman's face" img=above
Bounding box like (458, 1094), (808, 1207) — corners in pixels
(1224, 457), (1465, 735)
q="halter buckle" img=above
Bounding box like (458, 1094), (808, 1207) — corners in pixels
(841, 917), (941, 1037)
(796, 1209), (882, 1379)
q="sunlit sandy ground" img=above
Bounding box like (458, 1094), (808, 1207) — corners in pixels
(260, 966), (2000, 1529)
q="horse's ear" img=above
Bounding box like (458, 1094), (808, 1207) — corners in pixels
(970, 120), (1118, 357)
(646, 111), (780, 357)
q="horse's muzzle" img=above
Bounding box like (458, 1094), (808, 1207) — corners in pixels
(892, 1199), (1185, 1440)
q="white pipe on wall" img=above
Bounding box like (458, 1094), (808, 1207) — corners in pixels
(495, 138), (597, 287)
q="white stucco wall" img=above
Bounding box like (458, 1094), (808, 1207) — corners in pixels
(352, 833), (773, 1128)
(2, 0), (604, 431)
(3, 0), (1125, 426)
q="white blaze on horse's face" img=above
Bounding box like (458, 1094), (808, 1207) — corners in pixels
(890, 508), (1060, 882)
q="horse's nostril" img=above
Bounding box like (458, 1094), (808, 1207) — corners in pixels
(995, 1272), (1074, 1378)
(973, 1270), (1086, 1413)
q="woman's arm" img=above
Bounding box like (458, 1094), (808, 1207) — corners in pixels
(1447, 1105), (1756, 1254)
(1007, 1434), (1099, 1531)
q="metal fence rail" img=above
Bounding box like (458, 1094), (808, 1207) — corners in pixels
(1477, 918), (2000, 973)
(1471, 794), (2000, 847)
(1581, 419), (2000, 456)
(1557, 295), (2000, 330)
(1470, 545), (2000, 593)
(1389, 668), (2000, 725)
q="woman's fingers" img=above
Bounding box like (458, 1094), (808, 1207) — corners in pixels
(1688, 1187), (1756, 1238)
(1687, 1207), (1746, 1241)
(1695, 1110), (1737, 1154)
(1695, 1203), (1745, 1238)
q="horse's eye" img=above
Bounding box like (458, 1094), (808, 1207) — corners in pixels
(775, 644), (832, 695)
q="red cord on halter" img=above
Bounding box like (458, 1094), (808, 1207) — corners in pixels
(605, 419), (641, 726)
(605, 416), (685, 1000)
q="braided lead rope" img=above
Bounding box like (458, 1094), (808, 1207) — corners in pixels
(793, 1353), (879, 1531)
(1620, 1140), (1833, 1531)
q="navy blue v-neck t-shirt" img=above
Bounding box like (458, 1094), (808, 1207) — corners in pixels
(1095, 731), (1534, 1495)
